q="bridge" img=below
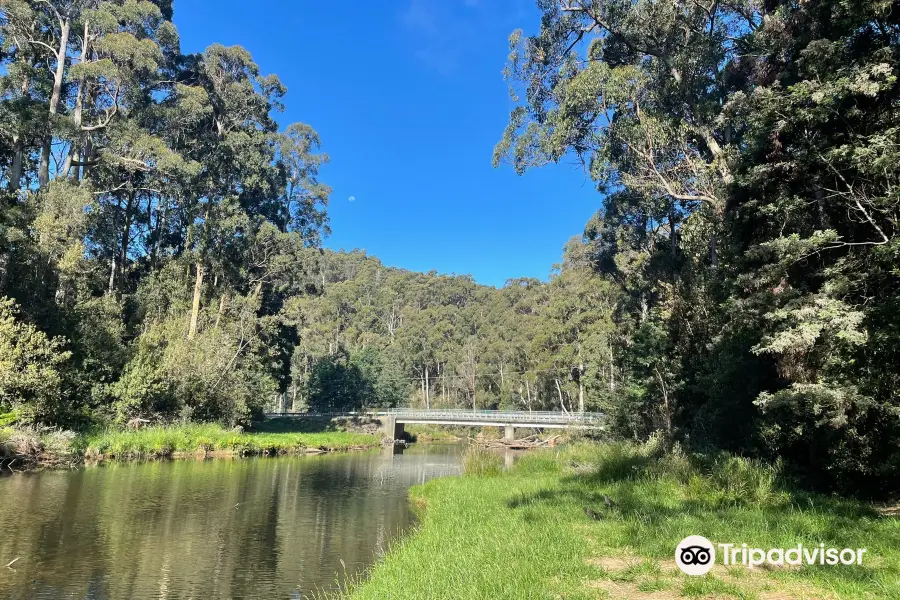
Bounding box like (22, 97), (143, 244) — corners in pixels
(265, 409), (605, 441)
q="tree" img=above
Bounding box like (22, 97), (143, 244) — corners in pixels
(0, 297), (70, 423)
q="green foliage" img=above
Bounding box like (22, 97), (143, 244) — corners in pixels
(0, 410), (18, 427)
(286, 246), (616, 415)
(305, 347), (407, 412)
(111, 316), (276, 426)
(496, 0), (900, 496)
(0, 1), (332, 431)
(0, 297), (70, 423)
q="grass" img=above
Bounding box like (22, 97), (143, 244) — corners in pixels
(461, 444), (504, 476)
(1, 422), (381, 466)
(79, 423), (380, 459)
(1, 425), (79, 467)
(404, 424), (466, 442)
(336, 439), (900, 599)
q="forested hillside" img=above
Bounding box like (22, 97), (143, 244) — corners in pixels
(1, 0), (899, 496)
(285, 245), (615, 417)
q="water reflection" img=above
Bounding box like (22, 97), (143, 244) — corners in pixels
(0, 444), (462, 599)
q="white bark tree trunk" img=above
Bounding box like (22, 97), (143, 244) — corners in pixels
(40, 17), (71, 187)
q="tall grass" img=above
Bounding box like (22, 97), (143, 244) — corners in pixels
(0, 426), (78, 467)
(461, 445), (503, 476)
(336, 440), (900, 600)
(80, 423), (380, 459)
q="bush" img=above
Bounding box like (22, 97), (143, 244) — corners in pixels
(112, 318), (274, 427)
(0, 297), (71, 424)
(755, 383), (900, 498)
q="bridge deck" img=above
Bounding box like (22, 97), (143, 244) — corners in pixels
(265, 409), (604, 429)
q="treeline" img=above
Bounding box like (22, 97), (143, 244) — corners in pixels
(494, 0), (900, 496)
(284, 246), (616, 416)
(0, 0), (330, 426)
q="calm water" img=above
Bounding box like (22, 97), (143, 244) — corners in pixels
(0, 444), (463, 599)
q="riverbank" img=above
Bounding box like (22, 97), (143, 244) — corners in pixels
(339, 440), (900, 599)
(0, 423), (381, 469)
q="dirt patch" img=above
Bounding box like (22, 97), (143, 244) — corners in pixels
(589, 555), (642, 571)
(720, 569), (837, 600)
(590, 579), (680, 599)
(587, 554), (835, 600)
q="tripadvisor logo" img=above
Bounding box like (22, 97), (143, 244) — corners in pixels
(675, 536), (868, 575)
(676, 535), (716, 575)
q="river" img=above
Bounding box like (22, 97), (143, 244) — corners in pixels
(0, 444), (463, 599)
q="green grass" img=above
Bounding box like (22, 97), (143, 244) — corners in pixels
(337, 440), (900, 599)
(79, 423), (380, 459)
(461, 444), (504, 476)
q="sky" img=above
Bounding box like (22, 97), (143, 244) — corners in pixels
(174, 0), (602, 288)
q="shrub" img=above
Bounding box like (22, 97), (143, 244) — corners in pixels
(0, 297), (71, 424)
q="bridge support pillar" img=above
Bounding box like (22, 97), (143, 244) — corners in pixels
(504, 425), (515, 441)
(381, 416), (405, 441)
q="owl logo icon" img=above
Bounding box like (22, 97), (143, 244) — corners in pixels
(676, 536), (716, 575)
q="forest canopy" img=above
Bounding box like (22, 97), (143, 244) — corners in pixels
(0, 0), (898, 497)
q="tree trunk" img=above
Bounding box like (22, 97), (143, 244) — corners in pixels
(608, 346), (615, 393)
(105, 254), (116, 293)
(654, 366), (673, 439)
(815, 185), (827, 229)
(0, 254), (9, 293)
(424, 366), (430, 409)
(188, 262), (204, 340)
(669, 200), (677, 255)
(525, 379), (532, 411)
(152, 199), (168, 267)
(8, 74), (30, 191)
(555, 378), (568, 414)
(63, 20), (89, 179)
(420, 373), (426, 407)
(40, 17), (71, 188)
(215, 294), (227, 329)
(119, 190), (134, 287)
(578, 364), (585, 414)
(9, 136), (24, 192)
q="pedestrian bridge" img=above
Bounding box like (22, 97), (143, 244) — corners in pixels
(265, 409), (605, 440)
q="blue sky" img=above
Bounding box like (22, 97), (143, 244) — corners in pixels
(175, 0), (601, 287)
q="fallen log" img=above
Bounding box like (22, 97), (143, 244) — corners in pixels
(473, 435), (560, 450)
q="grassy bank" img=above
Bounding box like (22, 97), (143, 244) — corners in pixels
(1, 423), (381, 467)
(80, 424), (380, 459)
(340, 440), (900, 599)
(404, 424), (465, 442)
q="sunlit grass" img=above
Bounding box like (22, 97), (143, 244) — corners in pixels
(461, 444), (503, 477)
(335, 441), (900, 599)
(79, 423), (380, 459)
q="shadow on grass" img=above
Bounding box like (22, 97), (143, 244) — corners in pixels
(503, 449), (889, 558)
(249, 417), (344, 434)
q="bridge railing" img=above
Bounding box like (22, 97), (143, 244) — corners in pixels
(264, 409), (604, 425)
